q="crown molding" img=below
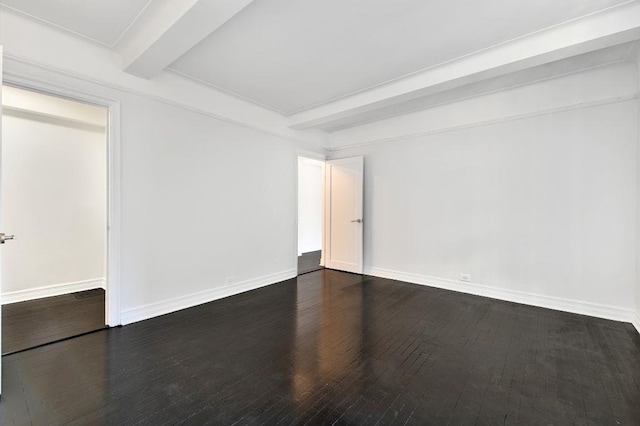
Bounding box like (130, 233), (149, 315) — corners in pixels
(289, 1), (640, 131)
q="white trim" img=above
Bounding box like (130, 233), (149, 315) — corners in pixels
(2, 54), (328, 152)
(1, 45), (5, 395)
(2, 105), (106, 132)
(110, 0), (155, 48)
(330, 95), (638, 152)
(324, 157), (364, 274)
(365, 267), (637, 324)
(320, 159), (326, 267)
(290, 1), (640, 130)
(295, 154), (300, 270)
(0, 4), (113, 48)
(286, 2), (640, 118)
(166, 67), (289, 116)
(1, 278), (106, 304)
(297, 149), (327, 161)
(120, 269), (297, 325)
(327, 56), (634, 133)
(0, 1), (155, 49)
(633, 311), (640, 335)
(106, 99), (122, 327)
(2, 74), (123, 327)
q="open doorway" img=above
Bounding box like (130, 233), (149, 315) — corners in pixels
(1, 85), (108, 355)
(297, 157), (324, 275)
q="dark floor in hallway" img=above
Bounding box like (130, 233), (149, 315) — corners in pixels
(1, 270), (639, 425)
(2, 288), (106, 355)
(298, 250), (323, 275)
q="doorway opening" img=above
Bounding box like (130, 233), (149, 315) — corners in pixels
(1, 85), (108, 355)
(297, 157), (325, 275)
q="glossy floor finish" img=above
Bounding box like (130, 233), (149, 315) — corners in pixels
(298, 250), (323, 275)
(1, 270), (640, 425)
(2, 289), (106, 355)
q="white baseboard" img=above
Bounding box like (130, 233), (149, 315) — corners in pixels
(1, 278), (106, 304)
(365, 267), (637, 326)
(120, 269), (297, 325)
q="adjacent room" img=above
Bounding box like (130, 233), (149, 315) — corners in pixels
(0, 0), (639, 424)
(1, 85), (108, 355)
(297, 156), (324, 275)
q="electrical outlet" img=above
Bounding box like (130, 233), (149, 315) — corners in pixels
(460, 273), (471, 282)
(225, 276), (236, 285)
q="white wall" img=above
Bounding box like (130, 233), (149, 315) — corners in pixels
(120, 94), (297, 316)
(298, 157), (323, 254)
(330, 62), (637, 149)
(1, 65), (299, 323)
(2, 87), (107, 301)
(3, 85), (106, 127)
(0, 7), (328, 152)
(0, 13), (316, 324)
(2, 8), (639, 330)
(332, 63), (639, 322)
(635, 47), (640, 333)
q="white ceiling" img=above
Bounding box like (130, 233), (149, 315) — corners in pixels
(2, 0), (639, 132)
(168, 0), (629, 114)
(318, 42), (637, 132)
(0, 0), (151, 46)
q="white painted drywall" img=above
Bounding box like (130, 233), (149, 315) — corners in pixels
(2, 85), (106, 128)
(0, 7), (328, 151)
(119, 94), (297, 311)
(635, 46), (640, 332)
(0, 11), (323, 323)
(3, 6), (639, 329)
(0, 68), (299, 321)
(332, 65), (638, 318)
(1, 87), (107, 297)
(298, 157), (323, 254)
(330, 62), (637, 149)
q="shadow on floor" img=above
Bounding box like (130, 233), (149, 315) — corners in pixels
(2, 288), (106, 355)
(298, 250), (323, 275)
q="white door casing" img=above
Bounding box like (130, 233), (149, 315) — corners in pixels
(0, 44), (4, 394)
(324, 156), (364, 274)
(0, 71), (122, 329)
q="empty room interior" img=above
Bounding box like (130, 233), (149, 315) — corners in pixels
(0, 1), (640, 424)
(1, 85), (108, 356)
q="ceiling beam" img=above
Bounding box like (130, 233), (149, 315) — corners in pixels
(120, 0), (254, 79)
(287, 1), (640, 131)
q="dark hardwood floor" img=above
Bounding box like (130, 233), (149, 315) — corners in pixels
(298, 250), (323, 275)
(2, 289), (106, 355)
(1, 270), (639, 425)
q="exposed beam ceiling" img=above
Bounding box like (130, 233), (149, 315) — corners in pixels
(3, 0), (639, 135)
(119, 0), (254, 79)
(287, 1), (640, 131)
(317, 42), (636, 132)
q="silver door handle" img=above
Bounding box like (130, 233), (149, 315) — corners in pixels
(351, 219), (363, 223)
(0, 233), (15, 244)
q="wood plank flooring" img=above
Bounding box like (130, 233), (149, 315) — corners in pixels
(2, 289), (106, 355)
(1, 270), (639, 425)
(298, 250), (323, 275)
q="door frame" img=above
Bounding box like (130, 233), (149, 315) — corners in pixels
(323, 156), (364, 274)
(1, 74), (122, 327)
(296, 150), (327, 272)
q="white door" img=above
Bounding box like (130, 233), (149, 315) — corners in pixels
(0, 45), (4, 395)
(324, 156), (364, 274)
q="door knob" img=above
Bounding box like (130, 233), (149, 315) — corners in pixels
(0, 233), (15, 244)
(351, 219), (363, 223)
